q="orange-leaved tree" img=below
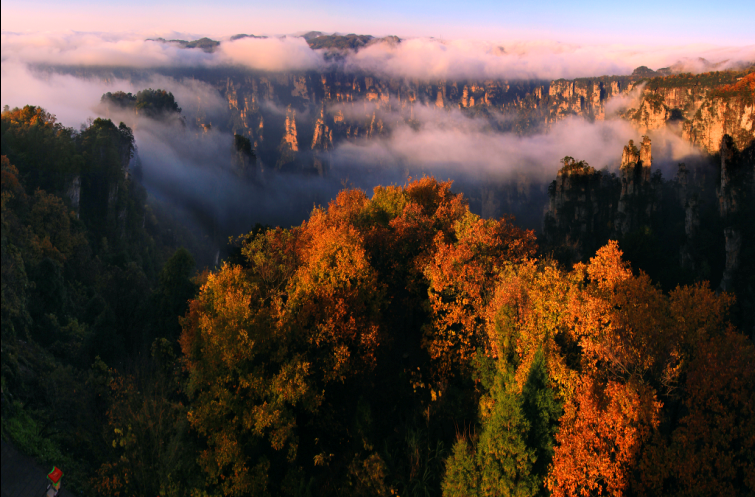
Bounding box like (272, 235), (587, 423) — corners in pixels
(482, 258), (579, 398)
(637, 330), (755, 496)
(180, 188), (388, 495)
(422, 209), (537, 378)
(547, 241), (739, 496)
(547, 377), (661, 497)
(180, 177), (540, 495)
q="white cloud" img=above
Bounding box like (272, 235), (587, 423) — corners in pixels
(344, 38), (755, 80)
(330, 105), (698, 182)
(2, 31), (752, 81)
(218, 36), (325, 72)
(604, 82), (647, 116)
(1, 32), (215, 68)
(0, 60), (228, 128)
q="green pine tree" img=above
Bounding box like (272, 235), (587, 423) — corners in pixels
(443, 366), (539, 497)
(521, 349), (562, 494)
(476, 368), (538, 497)
(443, 439), (478, 497)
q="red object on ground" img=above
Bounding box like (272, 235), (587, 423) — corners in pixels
(47, 467), (63, 484)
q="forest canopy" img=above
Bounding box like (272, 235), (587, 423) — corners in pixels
(175, 178), (753, 496)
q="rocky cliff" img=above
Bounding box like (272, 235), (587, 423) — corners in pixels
(543, 132), (754, 325)
(84, 60), (754, 180)
(544, 137), (659, 261)
(543, 157), (619, 261)
(197, 68), (753, 176)
(545, 77), (631, 123)
(625, 72), (755, 153)
(717, 134), (755, 293)
(684, 73), (755, 153)
(617, 136), (657, 235)
(276, 105), (300, 171)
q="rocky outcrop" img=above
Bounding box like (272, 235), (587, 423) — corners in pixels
(626, 73), (755, 153)
(310, 108), (333, 176)
(180, 67), (754, 179)
(617, 137), (656, 235)
(543, 158), (619, 261)
(311, 108), (332, 151)
(546, 78), (626, 123)
(721, 227), (742, 291)
(543, 130), (754, 324)
(717, 134), (754, 291)
(232, 134), (257, 181)
(675, 163), (700, 271)
(543, 73), (754, 154)
(685, 95), (755, 154)
(632, 95), (669, 132)
(276, 106), (299, 170)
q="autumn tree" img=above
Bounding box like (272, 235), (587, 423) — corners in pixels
(482, 259), (579, 398)
(176, 181), (750, 497)
(179, 177), (542, 494)
(180, 202), (386, 495)
(547, 241), (741, 496)
(422, 209), (537, 378)
(637, 330), (755, 496)
(547, 377), (659, 496)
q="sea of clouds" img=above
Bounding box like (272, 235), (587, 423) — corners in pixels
(2, 31), (754, 80)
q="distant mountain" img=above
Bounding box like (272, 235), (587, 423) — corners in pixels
(631, 65), (668, 78)
(300, 30), (325, 40)
(146, 37), (220, 52)
(230, 33), (268, 41)
(305, 33), (402, 51)
(306, 33), (374, 50)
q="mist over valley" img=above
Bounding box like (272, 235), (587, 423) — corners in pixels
(2, 16), (755, 497)
(4, 32), (749, 245)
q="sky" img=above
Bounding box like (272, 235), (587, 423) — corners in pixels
(2, 0), (754, 45)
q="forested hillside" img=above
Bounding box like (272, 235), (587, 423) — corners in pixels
(1, 105), (207, 493)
